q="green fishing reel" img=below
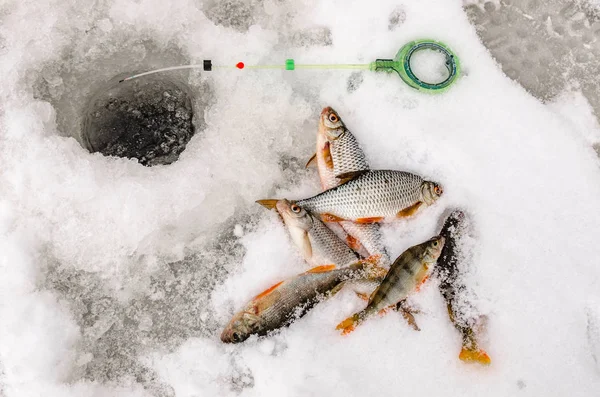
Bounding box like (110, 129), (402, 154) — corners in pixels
(370, 39), (461, 93)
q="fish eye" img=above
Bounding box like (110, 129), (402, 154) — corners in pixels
(232, 332), (241, 342)
(328, 113), (339, 123)
(291, 204), (301, 213)
(434, 185), (442, 195)
(433, 241), (439, 247)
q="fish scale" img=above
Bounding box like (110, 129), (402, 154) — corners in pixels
(308, 213), (360, 266)
(298, 170), (425, 220)
(331, 130), (369, 178)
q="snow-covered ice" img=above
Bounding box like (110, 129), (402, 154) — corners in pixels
(1, 0), (600, 396)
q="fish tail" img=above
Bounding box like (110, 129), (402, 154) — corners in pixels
(256, 199), (279, 209)
(336, 313), (361, 335)
(459, 345), (491, 365)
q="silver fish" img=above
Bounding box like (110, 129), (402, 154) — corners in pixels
(309, 107), (390, 265)
(294, 170), (443, 223)
(273, 199), (360, 267)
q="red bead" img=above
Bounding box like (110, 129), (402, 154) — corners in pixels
(236, 62), (245, 69)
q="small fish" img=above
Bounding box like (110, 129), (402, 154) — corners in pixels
(336, 236), (445, 334)
(307, 106), (370, 189)
(271, 199), (360, 267)
(307, 107), (390, 265)
(263, 170), (442, 223)
(435, 210), (491, 365)
(221, 261), (386, 343)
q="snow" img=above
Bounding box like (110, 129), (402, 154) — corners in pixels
(1, 0), (600, 396)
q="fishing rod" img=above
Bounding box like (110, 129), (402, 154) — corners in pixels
(120, 39), (461, 94)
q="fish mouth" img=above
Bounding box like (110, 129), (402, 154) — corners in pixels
(220, 327), (247, 344)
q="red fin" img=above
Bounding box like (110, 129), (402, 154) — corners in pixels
(254, 281), (283, 299)
(397, 202), (423, 218)
(346, 235), (362, 251)
(459, 347), (491, 365)
(355, 217), (384, 224)
(305, 153), (317, 168)
(306, 264), (336, 273)
(322, 142), (333, 170)
(321, 213), (345, 222)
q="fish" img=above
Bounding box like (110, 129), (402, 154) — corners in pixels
(308, 107), (391, 265)
(307, 106), (370, 189)
(259, 170), (442, 223)
(435, 210), (491, 365)
(336, 235), (445, 335)
(221, 261), (387, 343)
(271, 199), (360, 267)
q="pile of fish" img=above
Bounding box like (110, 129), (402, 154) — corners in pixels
(221, 107), (491, 365)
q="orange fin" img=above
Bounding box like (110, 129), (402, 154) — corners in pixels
(415, 275), (430, 292)
(378, 305), (395, 317)
(355, 217), (384, 224)
(397, 202), (423, 218)
(336, 313), (360, 335)
(306, 264), (336, 273)
(346, 234), (362, 251)
(254, 281), (284, 299)
(305, 153), (317, 168)
(459, 347), (491, 365)
(321, 213), (345, 222)
(361, 254), (382, 265)
(256, 199), (279, 210)
(323, 142), (333, 170)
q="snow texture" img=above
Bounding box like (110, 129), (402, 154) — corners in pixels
(1, 0), (600, 396)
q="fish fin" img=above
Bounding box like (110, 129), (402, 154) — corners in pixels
(254, 281), (284, 299)
(256, 199), (279, 210)
(336, 313), (360, 335)
(305, 153), (317, 168)
(361, 254), (382, 265)
(299, 230), (313, 259)
(396, 202), (423, 218)
(396, 301), (420, 331)
(323, 142), (333, 170)
(378, 305), (395, 317)
(321, 213), (345, 222)
(306, 264), (336, 273)
(355, 292), (370, 301)
(415, 274), (430, 292)
(330, 282), (345, 296)
(346, 234), (362, 251)
(336, 170), (368, 184)
(355, 217), (384, 224)
(459, 346), (491, 365)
